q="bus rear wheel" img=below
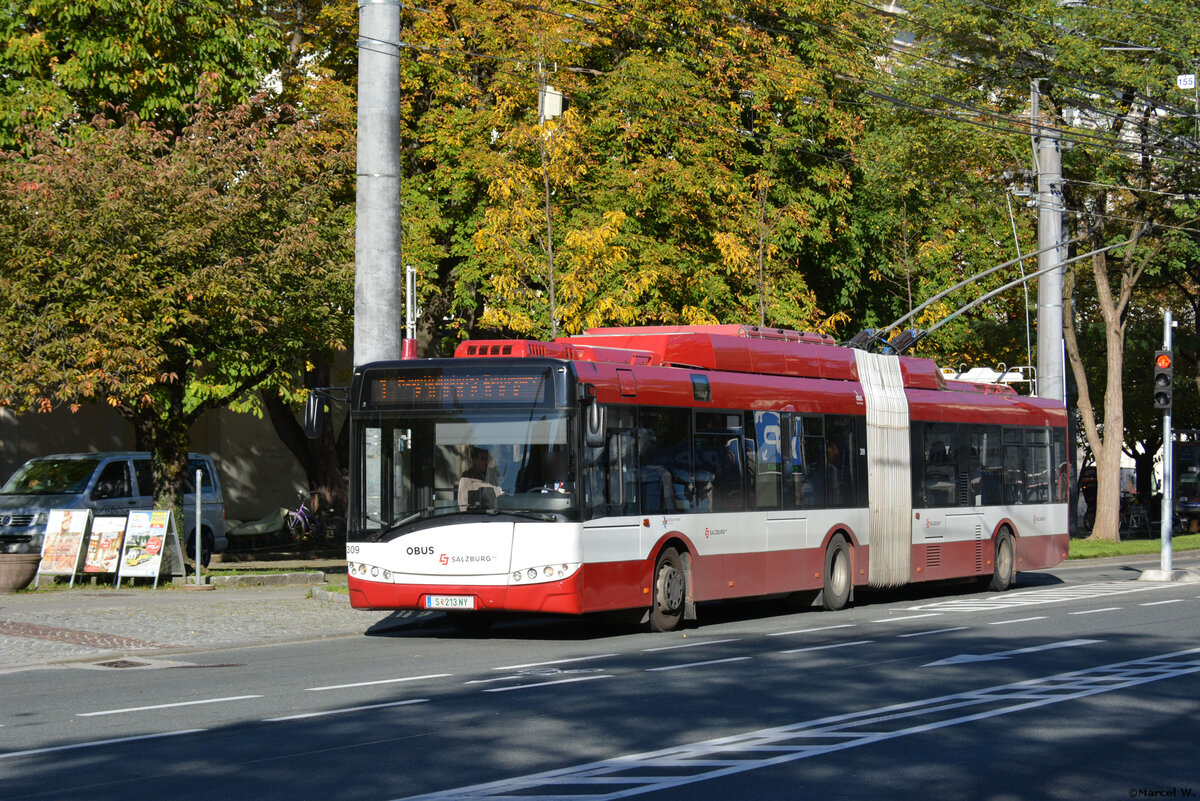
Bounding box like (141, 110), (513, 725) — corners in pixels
(821, 537), (852, 611)
(650, 548), (686, 632)
(988, 530), (1015, 592)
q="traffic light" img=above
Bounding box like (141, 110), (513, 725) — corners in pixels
(1153, 350), (1174, 410)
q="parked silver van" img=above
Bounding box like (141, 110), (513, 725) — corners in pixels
(0, 452), (227, 565)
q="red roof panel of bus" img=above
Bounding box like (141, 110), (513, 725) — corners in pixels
(456, 325), (953, 391)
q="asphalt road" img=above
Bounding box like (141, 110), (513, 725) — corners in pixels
(3, 555), (1199, 801)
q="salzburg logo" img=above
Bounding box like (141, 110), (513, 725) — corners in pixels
(439, 554), (449, 565)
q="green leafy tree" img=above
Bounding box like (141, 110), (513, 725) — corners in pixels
(0, 0), (285, 148)
(905, 0), (1200, 540)
(0, 94), (353, 517)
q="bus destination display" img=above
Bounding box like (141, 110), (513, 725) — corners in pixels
(370, 372), (551, 406)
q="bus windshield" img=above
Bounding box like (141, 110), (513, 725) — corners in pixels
(352, 409), (578, 540)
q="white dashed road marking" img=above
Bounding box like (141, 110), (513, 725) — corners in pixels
(767, 624), (856, 637)
(1, 729), (206, 760)
(306, 674), (451, 692)
(265, 698), (428, 722)
(897, 627), (969, 639)
(483, 675), (614, 693)
(642, 638), (741, 652)
(778, 640), (874, 655)
(646, 657), (752, 672)
(873, 613), (942, 623)
(77, 695), (262, 717)
(492, 654), (618, 671)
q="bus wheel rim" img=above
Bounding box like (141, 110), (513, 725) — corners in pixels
(831, 548), (850, 597)
(658, 564), (684, 611)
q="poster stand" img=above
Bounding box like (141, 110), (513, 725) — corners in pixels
(35, 509), (92, 589)
(116, 510), (185, 589)
(83, 515), (130, 587)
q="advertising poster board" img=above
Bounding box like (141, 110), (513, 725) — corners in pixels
(36, 509), (92, 588)
(83, 515), (128, 578)
(118, 510), (171, 587)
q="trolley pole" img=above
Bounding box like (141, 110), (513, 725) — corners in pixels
(1161, 311), (1174, 573)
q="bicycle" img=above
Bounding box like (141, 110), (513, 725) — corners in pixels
(286, 490), (346, 548)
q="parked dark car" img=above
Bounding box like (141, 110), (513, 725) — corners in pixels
(0, 452), (226, 565)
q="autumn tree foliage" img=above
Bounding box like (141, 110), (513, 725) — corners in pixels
(0, 96), (353, 513)
(341, 0), (889, 351)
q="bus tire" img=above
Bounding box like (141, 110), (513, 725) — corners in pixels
(821, 537), (852, 612)
(988, 530), (1015, 592)
(650, 548), (687, 632)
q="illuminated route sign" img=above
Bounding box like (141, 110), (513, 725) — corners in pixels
(368, 369), (559, 407)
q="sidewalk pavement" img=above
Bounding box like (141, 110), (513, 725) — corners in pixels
(0, 559), (440, 671)
(3, 550), (1198, 672)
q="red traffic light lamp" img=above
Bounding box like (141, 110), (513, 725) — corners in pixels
(1154, 350), (1174, 410)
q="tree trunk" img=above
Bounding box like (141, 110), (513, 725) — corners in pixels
(262, 353), (348, 517)
(1089, 316), (1127, 541)
(136, 375), (192, 525)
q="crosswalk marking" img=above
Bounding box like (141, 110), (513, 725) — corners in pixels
(906, 581), (1175, 613)
(391, 647), (1200, 801)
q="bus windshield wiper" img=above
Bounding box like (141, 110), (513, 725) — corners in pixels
(496, 510), (560, 523)
(367, 508), (432, 542)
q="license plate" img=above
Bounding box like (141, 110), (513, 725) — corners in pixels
(424, 595), (476, 610)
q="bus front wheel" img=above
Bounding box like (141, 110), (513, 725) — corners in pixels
(988, 530), (1015, 592)
(650, 548), (687, 632)
(821, 538), (852, 611)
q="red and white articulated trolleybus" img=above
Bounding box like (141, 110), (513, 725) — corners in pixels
(343, 325), (1069, 632)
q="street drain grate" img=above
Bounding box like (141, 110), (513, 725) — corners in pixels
(94, 659), (152, 669)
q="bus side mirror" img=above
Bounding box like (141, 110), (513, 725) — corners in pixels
(584, 399), (606, 448)
(303, 393), (327, 440)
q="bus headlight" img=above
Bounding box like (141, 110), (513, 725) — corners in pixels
(508, 563), (581, 585)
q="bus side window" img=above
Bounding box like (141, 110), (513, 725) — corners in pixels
(1003, 428), (1025, 504)
(583, 405), (637, 518)
(1051, 427), (1068, 503)
(639, 408), (691, 514)
(751, 411), (781, 509)
(694, 412), (744, 512)
(922, 422), (957, 507)
(971, 425), (1003, 506)
(825, 416), (856, 508)
(802, 416), (826, 508)
(783, 414), (802, 509)
(1025, 428), (1050, 503)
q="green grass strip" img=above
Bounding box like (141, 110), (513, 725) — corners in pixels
(1069, 532), (1200, 559)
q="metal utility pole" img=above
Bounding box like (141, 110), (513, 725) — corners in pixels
(354, 0), (404, 366)
(1160, 312), (1174, 572)
(1034, 80), (1067, 404)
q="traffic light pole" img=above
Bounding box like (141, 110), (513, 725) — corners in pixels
(1161, 311), (1174, 573)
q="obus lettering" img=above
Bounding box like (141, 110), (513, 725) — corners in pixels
(406, 546), (434, 556)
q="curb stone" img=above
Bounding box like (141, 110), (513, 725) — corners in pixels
(208, 572), (326, 588)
